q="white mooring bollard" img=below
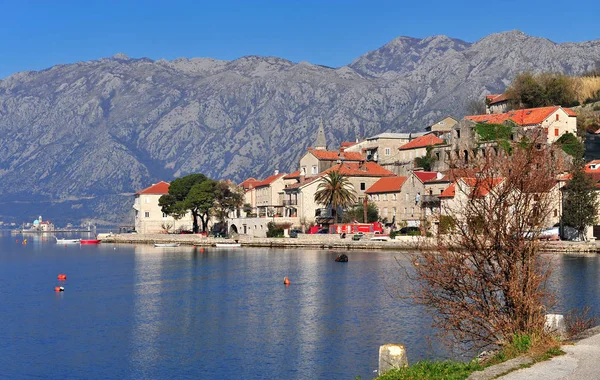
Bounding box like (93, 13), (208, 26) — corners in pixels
(545, 314), (567, 338)
(378, 344), (408, 375)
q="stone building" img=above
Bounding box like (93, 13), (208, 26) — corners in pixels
(486, 94), (510, 114)
(365, 176), (407, 224)
(431, 106), (578, 172)
(133, 181), (193, 234)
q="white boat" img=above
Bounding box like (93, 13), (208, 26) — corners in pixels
(154, 243), (180, 248)
(370, 236), (390, 242)
(55, 238), (81, 244)
(540, 227), (560, 241)
(215, 243), (241, 248)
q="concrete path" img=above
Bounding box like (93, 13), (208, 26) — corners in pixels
(497, 328), (600, 379)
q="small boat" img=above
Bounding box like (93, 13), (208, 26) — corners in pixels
(215, 243), (241, 248)
(370, 236), (390, 242)
(80, 239), (101, 245)
(55, 238), (81, 244)
(154, 243), (180, 248)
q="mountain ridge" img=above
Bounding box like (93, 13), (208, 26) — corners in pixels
(1, 30), (599, 225)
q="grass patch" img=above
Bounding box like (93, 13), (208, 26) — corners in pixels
(375, 360), (483, 380)
(374, 333), (564, 380)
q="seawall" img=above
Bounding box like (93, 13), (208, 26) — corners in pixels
(98, 233), (600, 253)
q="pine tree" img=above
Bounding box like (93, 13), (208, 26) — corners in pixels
(562, 160), (598, 240)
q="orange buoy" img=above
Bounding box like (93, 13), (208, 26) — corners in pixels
(57, 274), (67, 280)
(54, 286), (64, 292)
(283, 276), (290, 285)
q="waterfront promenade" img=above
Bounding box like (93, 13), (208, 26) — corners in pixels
(489, 327), (600, 379)
(99, 233), (600, 253)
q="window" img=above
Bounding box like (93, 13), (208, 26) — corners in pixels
(301, 167), (306, 175)
(554, 209), (558, 217)
(144, 212), (150, 218)
(556, 114), (559, 121)
(385, 147), (391, 156)
(360, 183), (365, 191)
(392, 194), (397, 200)
(555, 128), (559, 136)
(544, 128), (548, 134)
(311, 166), (317, 174)
(383, 194), (388, 201)
(162, 212), (168, 218)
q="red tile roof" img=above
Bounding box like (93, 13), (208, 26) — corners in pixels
(340, 141), (357, 148)
(486, 94), (509, 105)
(254, 173), (285, 188)
(413, 171), (440, 183)
(308, 148), (364, 161)
(464, 178), (503, 198)
(323, 162), (395, 177)
(399, 134), (445, 150)
(283, 171), (301, 179)
(136, 181), (170, 195)
(466, 106), (576, 126)
(240, 178), (260, 190)
(366, 176), (407, 194)
(438, 183), (456, 198)
(439, 177), (504, 199)
(284, 176), (320, 190)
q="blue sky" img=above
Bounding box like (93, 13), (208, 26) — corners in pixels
(1, 0), (599, 79)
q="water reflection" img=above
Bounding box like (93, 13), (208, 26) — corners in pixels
(3, 234), (599, 380)
(547, 253), (600, 314)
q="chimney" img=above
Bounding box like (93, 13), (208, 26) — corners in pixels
(274, 170), (279, 175)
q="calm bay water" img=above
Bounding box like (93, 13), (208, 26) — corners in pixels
(0, 232), (598, 379)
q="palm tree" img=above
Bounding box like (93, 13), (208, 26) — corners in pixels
(314, 170), (357, 223)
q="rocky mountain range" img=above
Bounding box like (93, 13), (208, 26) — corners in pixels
(1, 30), (600, 225)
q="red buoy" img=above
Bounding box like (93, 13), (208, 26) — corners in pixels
(283, 276), (290, 285)
(54, 286), (64, 292)
(57, 274), (67, 280)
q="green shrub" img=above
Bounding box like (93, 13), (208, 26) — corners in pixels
(407, 230), (421, 236)
(438, 215), (456, 234)
(475, 123), (513, 142)
(554, 132), (584, 158)
(266, 222), (284, 238)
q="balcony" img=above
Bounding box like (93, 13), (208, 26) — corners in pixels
(421, 195), (441, 208)
(283, 199), (298, 206)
